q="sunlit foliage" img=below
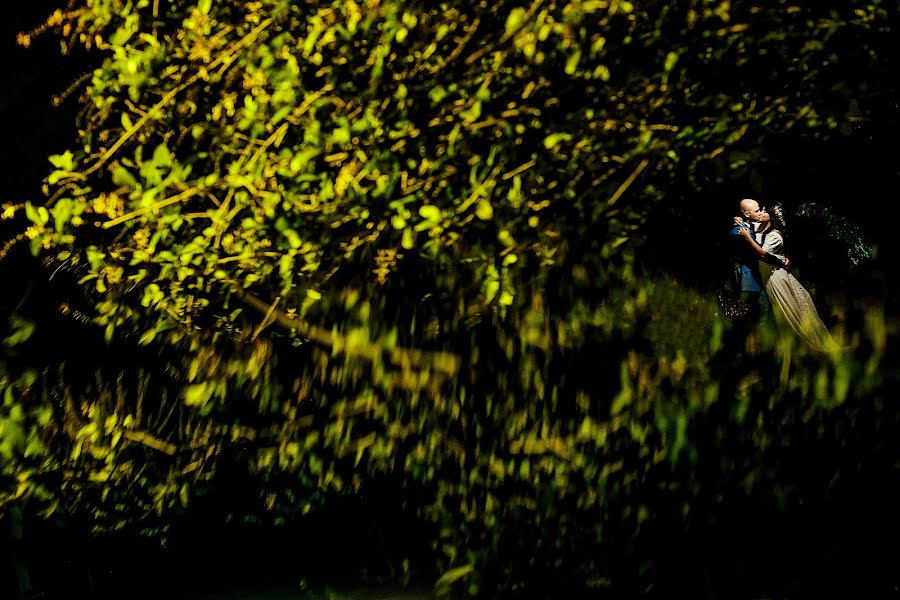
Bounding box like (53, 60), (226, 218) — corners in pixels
(2, 0), (897, 596)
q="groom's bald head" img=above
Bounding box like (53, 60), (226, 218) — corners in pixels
(739, 198), (763, 222)
(740, 198), (759, 213)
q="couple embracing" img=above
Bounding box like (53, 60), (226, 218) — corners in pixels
(730, 198), (841, 356)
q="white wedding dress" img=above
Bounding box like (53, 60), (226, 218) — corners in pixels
(758, 230), (841, 354)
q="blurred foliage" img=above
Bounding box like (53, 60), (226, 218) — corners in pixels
(793, 201), (873, 267)
(2, 0), (898, 597)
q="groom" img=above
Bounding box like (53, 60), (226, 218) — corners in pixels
(730, 198), (789, 325)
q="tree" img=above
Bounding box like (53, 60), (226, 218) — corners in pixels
(2, 1), (898, 596)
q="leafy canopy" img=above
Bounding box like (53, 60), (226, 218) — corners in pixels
(1, 0), (895, 596)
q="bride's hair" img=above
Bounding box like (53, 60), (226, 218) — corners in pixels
(768, 203), (787, 231)
(760, 202), (788, 249)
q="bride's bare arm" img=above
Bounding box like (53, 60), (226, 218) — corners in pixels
(736, 228), (790, 268)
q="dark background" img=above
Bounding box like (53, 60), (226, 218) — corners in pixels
(2, 1), (88, 205)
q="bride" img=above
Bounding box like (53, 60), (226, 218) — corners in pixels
(736, 204), (842, 355)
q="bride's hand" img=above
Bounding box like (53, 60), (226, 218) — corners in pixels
(733, 216), (744, 226)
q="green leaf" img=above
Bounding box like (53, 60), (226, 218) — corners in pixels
(141, 283), (164, 307)
(4, 316), (36, 347)
(24, 202), (48, 226)
(48, 150), (74, 171)
(565, 49), (581, 75)
(435, 563), (474, 589)
(289, 148), (320, 173)
(429, 85), (448, 104)
(184, 382), (213, 408)
(475, 198), (493, 221)
(0, 419), (26, 456)
(418, 205), (441, 223)
(283, 229), (302, 249)
(664, 51), (679, 72)
(505, 8), (527, 36)
(459, 100), (482, 124)
(543, 133), (573, 149)
(484, 279), (500, 304)
(331, 126), (351, 145)
(152, 143), (172, 167)
(50, 198), (74, 233)
(112, 165), (140, 189)
(401, 227), (415, 250)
